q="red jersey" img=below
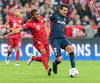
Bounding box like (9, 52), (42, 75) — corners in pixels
(8, 16), (24, 39)
(23, 16), (47, 41)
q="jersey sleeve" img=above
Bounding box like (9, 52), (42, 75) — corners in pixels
(7, 17), (11, 24)
(40, 16), (44, 23)
(40, 16), (43, 20)
(48, 13), (56, 21)
(22, 22), (30, 30)
(21, 18), (24, 24)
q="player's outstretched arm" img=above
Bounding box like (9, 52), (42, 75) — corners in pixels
(1, 27), (24, 41)
(4, 22), (15, 31)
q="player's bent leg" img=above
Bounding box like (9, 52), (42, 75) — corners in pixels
(5, 48), (13, 64)
(65, 45), (75, 68)
(53, 56), (62, 74)
(27, 49), (47, 65)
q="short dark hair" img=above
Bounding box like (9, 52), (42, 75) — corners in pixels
(59, 4), (69, 10)
(31, 9), (38, 16)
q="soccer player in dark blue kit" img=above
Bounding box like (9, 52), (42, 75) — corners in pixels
(47, 4), (78, 74)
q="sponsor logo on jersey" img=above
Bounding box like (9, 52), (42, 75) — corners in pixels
(57, 21), (66, 25)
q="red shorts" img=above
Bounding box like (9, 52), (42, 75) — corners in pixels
(8, 38), (22, 49)
(33, 40), (50, 58)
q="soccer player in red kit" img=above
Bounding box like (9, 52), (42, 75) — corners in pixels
(4, 9), (24, 66)
(1, 9), (52, 76)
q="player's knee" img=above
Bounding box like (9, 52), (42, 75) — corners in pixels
(58, 58), (62, 62)
(65, 45), (73, 53)
(69, 48), (74, 53)
(57, 56), (62, 62)
(16, 47), (20, 51)
(47, 57), (49, 61)
(40, 49), (46, 54)
(9, 48), (13, 52)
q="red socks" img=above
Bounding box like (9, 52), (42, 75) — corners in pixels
(32, 56), (42, 62)
(7, 50), (11, 57)
(16, 50), (20, 62)
(7, 50), (20, 62)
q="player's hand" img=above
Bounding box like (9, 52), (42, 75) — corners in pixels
(47, 18), (50, 22)
(44, 18), (50, 23)
(1, 35), (7, 41)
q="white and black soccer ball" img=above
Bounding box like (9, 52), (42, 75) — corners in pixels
(68, 68), (79, 78)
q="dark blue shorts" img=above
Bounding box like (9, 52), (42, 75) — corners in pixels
(51, 38), (71, 57)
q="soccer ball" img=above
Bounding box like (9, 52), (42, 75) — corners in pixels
(68, 68), (79, 78)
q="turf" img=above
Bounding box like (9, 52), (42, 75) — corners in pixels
(0, 61), (100, 83)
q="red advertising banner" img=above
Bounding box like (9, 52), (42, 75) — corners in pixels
(65, 26), (98, 38)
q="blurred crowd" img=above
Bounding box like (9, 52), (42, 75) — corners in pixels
(0, 0), (100, 38)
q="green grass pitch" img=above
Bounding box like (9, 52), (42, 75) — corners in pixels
(0, 61), (100, 83)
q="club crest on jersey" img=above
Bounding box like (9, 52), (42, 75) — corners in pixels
(35, 25), (40, 30)
(19, 20), (22, 23)
(33, 23), (36, 25)
(13, 20), (15, 23)
(41, 20), (43, 23)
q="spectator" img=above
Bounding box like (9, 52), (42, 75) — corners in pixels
(2, 0), (9, 8)
(88, 1), (95, 16)
(61, 0), (69, 5)
(30, 4), (35, 10)
(0, 0), (99, 38)
(76, 20), (81, 26)
(40, 4), (48, 15)
(48, 4), (54, 14)
(69, 13), (76, 25)
(15, 1), (23, 12)
(93, 8), (100, 24)
(95, 22), (100, 37)
(83, 21), (97, 38)
(82, 15), (90, 26)
(75, 14), (80, 23)
(0, 0), (4, 8)
(24, 3), (30, 12)
(20, 0), (27, 6)
(77, 3), (91, 19)
(42, 8), (51, 17)
(3, 14), (9, 24)
(9, 1), (14, 9)
(0, 20), (6, 37)
(68, 0), (75, 11)
(0, 6), (3, 19)
(71, 8), (77, 16)
(22, 7), (28, 23)
(68, 20), (74, 26)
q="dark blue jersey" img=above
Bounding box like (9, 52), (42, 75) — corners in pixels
(49, 12), (67, 39)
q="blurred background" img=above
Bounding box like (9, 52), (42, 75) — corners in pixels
(0, 0), (100, 38)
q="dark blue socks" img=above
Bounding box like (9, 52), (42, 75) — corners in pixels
(69, 52), (75, 68)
